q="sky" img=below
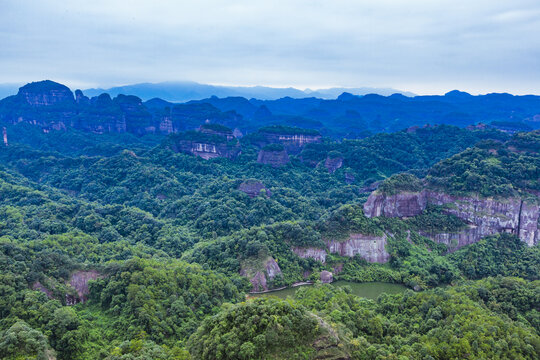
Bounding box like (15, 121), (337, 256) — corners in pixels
(1, 0), (539, 94)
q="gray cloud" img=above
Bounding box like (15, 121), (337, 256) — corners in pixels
(0, 0), (539, 94)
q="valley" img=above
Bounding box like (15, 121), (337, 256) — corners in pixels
(0, 81), (538, 360)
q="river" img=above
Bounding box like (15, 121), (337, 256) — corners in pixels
(250, 281), (407, 300)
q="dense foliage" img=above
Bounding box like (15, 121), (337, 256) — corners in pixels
(0, 119), (538, 359)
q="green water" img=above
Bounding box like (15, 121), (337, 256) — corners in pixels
(251, 281), (407, 300)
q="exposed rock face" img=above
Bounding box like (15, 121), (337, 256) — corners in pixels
(292, 234), (390, 264)
(255, 127), (322, 154)
(199, 124), (235, 140)
(320, 271), (333, 283)
(0, 80), (244, 136)
(19, 80), (74, 106)
(240, 257), (283, 292)
(344, 172), (355, 184)
(326, 233), (390, 263)
(69, 270), (101, 304)
(265, 257), (282, 279)
(32, 281), (54, 299)
(325, 156), (343, 173)
(257, 149), (290, 167)
(75, 89), (90, 105)
(114, 95), (153, 135)
(292, 247), (327, 263)
(233, 128), (243, 138)
(364, 190), (540, 247)
(2, 127), (7, 146)
(174, 140), (241, 160)
(261, 133), (322, 153)
(238, 180), (271, 198)
(170, 129), (241, 160)
(158, 116), (174, 134)
(364, 191), (427, 218)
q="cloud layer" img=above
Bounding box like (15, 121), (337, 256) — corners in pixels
(1, 0), (539, 94)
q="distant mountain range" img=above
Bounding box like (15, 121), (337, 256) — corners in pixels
(82, 81), (416, 101)
(1, 80), (539, 141)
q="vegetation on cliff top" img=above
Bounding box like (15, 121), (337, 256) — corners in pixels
(0, 120), (538, 359)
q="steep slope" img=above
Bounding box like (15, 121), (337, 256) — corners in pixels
(364, 132), (540, 248)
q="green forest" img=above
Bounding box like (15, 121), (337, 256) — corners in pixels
(0, 121), (538, 360)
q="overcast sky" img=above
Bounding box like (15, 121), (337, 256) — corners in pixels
(1, 0), (539, 94)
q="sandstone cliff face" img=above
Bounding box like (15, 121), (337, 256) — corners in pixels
(0, 81), (245, 137)
(320, 270), (333, 283)
(325, 156), (343, 173)
(172, 140), (241, 160)
(256, 130), (322, 154)
(292, 246), (327, 263)
(19, 81), (74, 106)
(199, 125), (235, 140)
(158, 116), (174, 134)
(364, 190), (540, 247)
(238, 181), (271, 198)
(257, 149), (290, 167)
(326, 234), (390, 263)
(68, 270), (101, 304)
(364, 191), (427, 218)
(292, 233), (390, 264)
(240, 257), (283, 292)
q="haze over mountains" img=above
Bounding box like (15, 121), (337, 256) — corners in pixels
(82, 81), (416, 102)
(1, 80), (539, 142)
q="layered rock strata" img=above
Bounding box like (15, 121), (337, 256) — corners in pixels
(364, 190), (539, 247)
(292, 233), (390, 264)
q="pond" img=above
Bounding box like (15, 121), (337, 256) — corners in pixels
(250, 281), (407, 300)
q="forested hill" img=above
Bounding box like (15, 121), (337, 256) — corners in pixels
(1, 80), (540, 139)
(0, 84), (539, 359)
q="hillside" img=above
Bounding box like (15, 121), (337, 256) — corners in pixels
(2, 80), (540, 141)
(0, 83), (538, 359)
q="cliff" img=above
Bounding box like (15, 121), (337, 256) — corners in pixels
(324, 156), (343, 173)
(18, 80), (75, 106)
(292, 233), (390, 264)
(255, 126), (322, 154)
(364, 189), (540, 247)
(0, 80), (244, 136)
(168, 127), (241, 160)
(199, 123), (235, 140)
(240, 257), (282, 292)
(238, 180), (271, 198)
(257, 145), (290, 167)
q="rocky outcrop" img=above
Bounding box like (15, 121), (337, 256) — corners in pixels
(255, 126), (322, 154)
(364, 191), (427, 218)
(292, 247), (327, 263)
(19, 80), (74, 106)
(240, 257), (283, 292)
(364, 189), (540, 247)
(169, 130), (241, 160)
(320, 271), (333, 283)
(0, 80), (245, 137)
(265, 257), (282, 279)
(325, 156), (343, 173)
(68, 270), (101, 304)
(32, 281), (54, 299)
(158, 116), (174, 134)
(199, 123), (235, 140)
(292, 234), (390, 264)
(257, 148), (290, 167)
(344, 172), (355, 184)
(326, 233), (390, 263)
(238, 180), (271, 198)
